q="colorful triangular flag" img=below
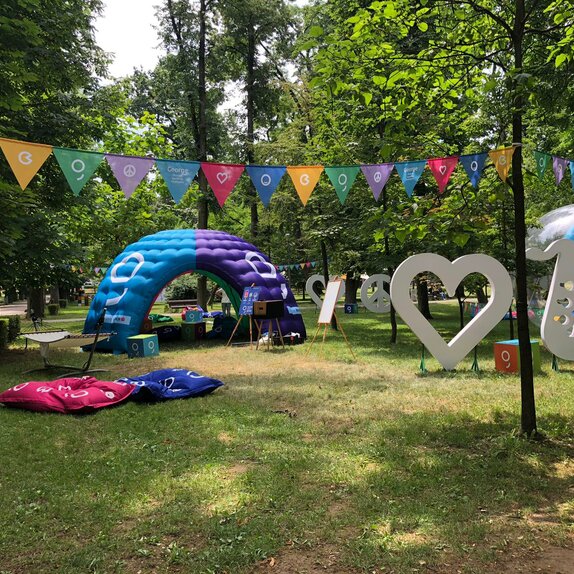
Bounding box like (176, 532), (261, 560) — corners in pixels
(53, 148), (103, 195)
(245, 165), (286, 207)
(395, 160), (426, 197)
(360, 163), (394, 201)
(201, 162), (244, 207)
(459, 153), (487, 188)
(488, 147), (515, 182)
(156, 159), (200, 203)
(553, 156), (569, 185)
(286, 166), (324, 206)
(0, 138), (53, 190)
(106, 154), (155, 198)
(428, 156), (458, 194)
(324, 165), (360, 204)
(534, 151), (550, 180)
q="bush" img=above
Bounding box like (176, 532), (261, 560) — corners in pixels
(59, 299), (68, 308)
(47, 304), (59, 316)
(165, 273), (197, 300)
(0, 320), (7, 350)
(8, 316), (20, 342)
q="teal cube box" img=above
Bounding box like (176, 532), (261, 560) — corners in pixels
(344, 303), (359, 314)
(184, 309), (203, 323)
(127, 334), (160, 358)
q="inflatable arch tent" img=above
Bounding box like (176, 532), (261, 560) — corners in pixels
(83, 229), (306, 353)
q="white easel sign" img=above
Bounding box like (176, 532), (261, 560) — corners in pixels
(318, 280), (344, 324)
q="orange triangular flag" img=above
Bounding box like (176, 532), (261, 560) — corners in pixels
(286, 166), (323, 206)
(488, 147), (515, 182)
(0, 138), (53, 190)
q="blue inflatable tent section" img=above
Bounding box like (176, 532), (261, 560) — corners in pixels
(83, 229), (306, 353)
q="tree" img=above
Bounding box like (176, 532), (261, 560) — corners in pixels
(217, 0), (297, 239)
(154, 0), (228, 306)
(305, 0), (574, 435)
(0, 0), (107, 313)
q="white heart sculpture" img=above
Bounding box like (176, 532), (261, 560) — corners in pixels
(216, 172), (229, 184)
(390, 253), (513, 370)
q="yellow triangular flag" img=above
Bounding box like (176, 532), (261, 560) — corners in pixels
(287, 166), (323, 206)
(0, 138), (53, 190)
(488, 147), (515, 182)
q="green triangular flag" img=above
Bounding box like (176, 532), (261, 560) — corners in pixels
(533, 151), (550, 180)
(325, 165), (361, 205)
(53, 147), (104, 195)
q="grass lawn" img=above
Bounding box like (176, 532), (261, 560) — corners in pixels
(0, 302), (573, 573)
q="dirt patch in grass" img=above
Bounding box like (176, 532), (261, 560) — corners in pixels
(431, 542), (574, 574)
(249, 542), (360, 574)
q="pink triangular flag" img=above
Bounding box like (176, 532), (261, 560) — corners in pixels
(201, 163), (244, 207)
(428, 156), (458, 194)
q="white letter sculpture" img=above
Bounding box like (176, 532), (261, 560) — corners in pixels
(526, 239), (574, 360)
(390, 253), (513, 370)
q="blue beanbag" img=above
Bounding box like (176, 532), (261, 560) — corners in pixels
(116, 368), (224, 401)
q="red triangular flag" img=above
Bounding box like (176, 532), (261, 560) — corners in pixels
(201, 163), (244, 207)
(428, 156), (458, 194)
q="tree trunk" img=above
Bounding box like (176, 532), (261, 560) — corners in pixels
(246, 21), (259, 239)
(455, 284), (465, 331)
(49, 285), (59, 306)
(196, 0), (209, 309)
(28, 288), (45, 319)
(501, 195), (515, 340)
(475, 286), (488, 305)
(344, 274), (360, 304)
(321, 240), (337, 330)
(512, 0), (537, 436)
(416, 277), (433, 320)
(382, 186), (397, 344)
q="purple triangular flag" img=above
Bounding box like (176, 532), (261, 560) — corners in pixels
(553, 156), (569, 185)
(361, 163), (394, 200)
(105, 154), (155, 198)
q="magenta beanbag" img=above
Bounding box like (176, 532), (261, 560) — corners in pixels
(0, 377), (136, 413)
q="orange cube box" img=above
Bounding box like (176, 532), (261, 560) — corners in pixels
(494, 339), (541, 374)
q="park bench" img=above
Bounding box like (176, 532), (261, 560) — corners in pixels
(166, 299), (198, 310)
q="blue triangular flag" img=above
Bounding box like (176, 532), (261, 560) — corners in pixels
(459, 153), (487, 188)
(156, 160), (200, 203)
(395, 161), (426, 197)
(245, 165), (286, 207)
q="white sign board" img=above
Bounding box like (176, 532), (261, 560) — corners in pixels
(318, 280), (344, 325)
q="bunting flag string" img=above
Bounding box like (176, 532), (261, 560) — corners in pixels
(276, 260), (320, 272)
(3, 136), (574, 210)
